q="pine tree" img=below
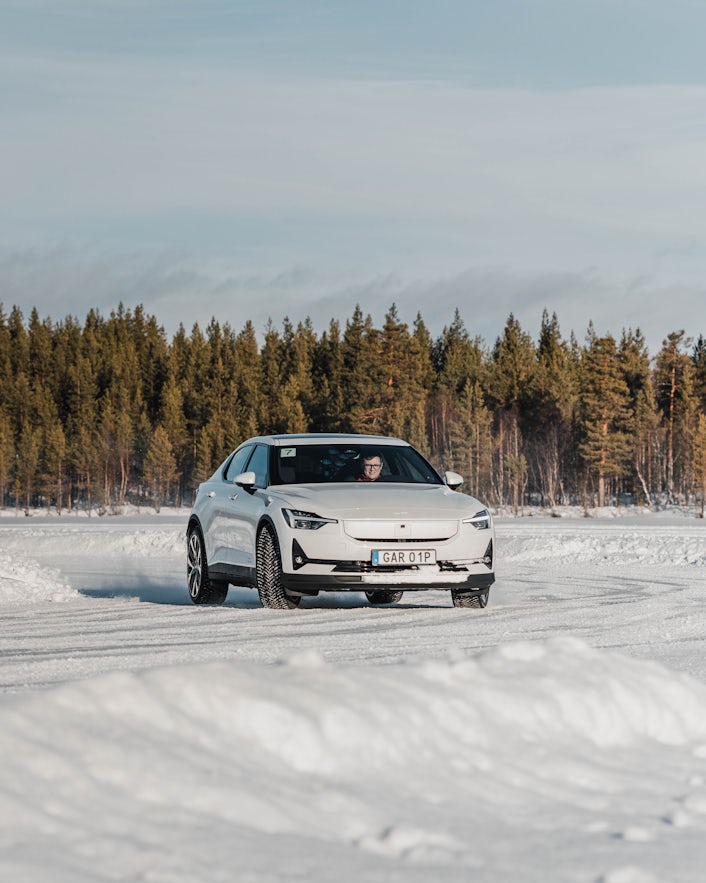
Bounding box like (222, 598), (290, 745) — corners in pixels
(233, 320), (263, 440)
(8, 306), (30, 378)
(96, 305), (149, 505)
(489, 314), (536, 508)
(170, 323), (204, 485)
(42, 422), (67, 513)
(133, 307), (169, 425)
(578, 328), (632, 507)
(259, 319), (303, 434)
(202, 318), (239, 463)
(65, 339), (100, 513)
(341, 305), (380, 432)
(433, 308), (484, 393)
(0, 410), (14, 508)
(691, 335), (706, 412)
(72, 423), (99, 514)
(144, 424), (179, 512)
(366, 304), (430, 446)
(311, 319), (345, 431)
(181, 322), (211, 440)
(52, 315), (84, 426)
(451, 378), (493, 498)
(33, 381), (66, 512)
(429, 310), (487, 477)
(528, 310), (579, 506)
(16, 423), (40, 512)
(692, 413), (706, 517)
(194, 420), (216, 484)
(408, 313), (435, 454)
(96, 398), (118, 510)
(158, 377), (189, 505)
(282, 317), (317, 426)
(28, 308), (55, 390)
(619, 328), (660, 504)
(654, 331), (698, 502)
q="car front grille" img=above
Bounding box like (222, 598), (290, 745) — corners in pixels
(343, 519), (457, 543)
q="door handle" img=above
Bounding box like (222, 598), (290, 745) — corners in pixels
(207, 491), (215, 498)
(229, 494), (238, 501)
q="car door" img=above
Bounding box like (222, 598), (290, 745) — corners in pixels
(214, 442), (270, 573)
(231, 443), (271, 570)
(208, 445), (253, 568)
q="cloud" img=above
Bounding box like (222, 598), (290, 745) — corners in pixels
(2, 246), (703, 357)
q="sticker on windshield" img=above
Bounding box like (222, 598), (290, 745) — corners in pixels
(280, 448), (296, 458)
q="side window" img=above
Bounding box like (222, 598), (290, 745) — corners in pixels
(223, 445), (253, 482)
(245, 444), (269, 489)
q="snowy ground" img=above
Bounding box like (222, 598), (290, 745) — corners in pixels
(1, 509), (705, 882)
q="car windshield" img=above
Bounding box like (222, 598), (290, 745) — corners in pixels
(269, 443), (443, 486)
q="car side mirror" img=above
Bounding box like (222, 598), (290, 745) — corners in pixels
(234, 471), (256, 488)
(444, 471), (464, 490)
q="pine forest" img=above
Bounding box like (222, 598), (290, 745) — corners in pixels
(1, 301), (706, 516)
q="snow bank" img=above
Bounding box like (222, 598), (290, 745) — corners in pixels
(0, 505), (192, 520)
(499, 525), (706, 568)
(0, 525), (185, 558)
(0, 525), (185, 608)
(2, 638), (706, 882)
(0, 552), (77, 604)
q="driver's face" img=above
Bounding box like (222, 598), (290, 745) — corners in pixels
(362, 458), (382, 476)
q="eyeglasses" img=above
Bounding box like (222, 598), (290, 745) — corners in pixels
(363, 462), (382, 470)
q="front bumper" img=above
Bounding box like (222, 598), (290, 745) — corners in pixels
(282, 570), (495, 593)
(280, 527), (495, 594)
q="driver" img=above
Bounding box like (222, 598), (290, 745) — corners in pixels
(357, 453), (383, 482)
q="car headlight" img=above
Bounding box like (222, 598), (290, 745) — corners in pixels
(463, 509), (491, 530)
(282, 508), (338, 530)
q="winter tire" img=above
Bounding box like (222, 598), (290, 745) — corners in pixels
(451, 588), (489, 609)
(187, 526), (229, 605)
(256, 526), (301, 609)
(365, 590), (404, 605)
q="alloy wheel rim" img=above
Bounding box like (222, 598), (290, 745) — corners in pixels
(187, 533), (202, 596)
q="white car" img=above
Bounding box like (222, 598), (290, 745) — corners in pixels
(186, 433), (495, 609)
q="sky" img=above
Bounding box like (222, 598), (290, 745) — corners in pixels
(2, 0), (706, 353)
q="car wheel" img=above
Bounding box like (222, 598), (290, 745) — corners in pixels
(256, 526), (301, 609)
(187, 526), (229, 605)
(365, 590), (404, 605)
(451, 589), (489, 609)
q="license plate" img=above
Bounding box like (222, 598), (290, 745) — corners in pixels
(371, 549), (436, 566)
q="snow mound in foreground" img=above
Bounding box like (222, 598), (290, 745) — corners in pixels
(3, 639), (706, 881)
(0, 552), (78, 604)
(4, 637), (706, 767)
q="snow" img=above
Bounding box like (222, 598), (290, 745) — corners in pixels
(1, 510), (706, 881)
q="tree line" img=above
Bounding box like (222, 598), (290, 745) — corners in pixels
(1, 301), (705, 515)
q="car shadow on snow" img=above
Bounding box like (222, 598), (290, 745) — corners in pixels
(78, 578), (205, 606)
(295, 593), (452, 610)
(79, 581), (453, 609)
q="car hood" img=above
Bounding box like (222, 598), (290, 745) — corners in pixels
(267, 483), (485, 520)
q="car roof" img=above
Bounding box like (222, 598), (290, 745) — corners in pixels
(242, 433), (409, 447)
